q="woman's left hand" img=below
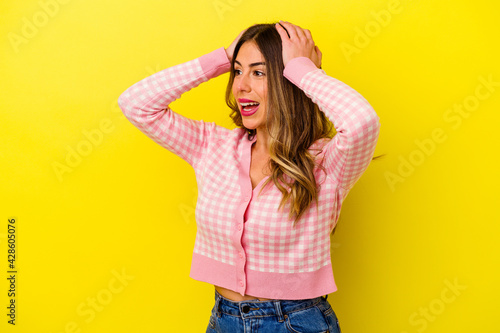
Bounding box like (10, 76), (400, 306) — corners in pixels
(275, 21), (322, 68)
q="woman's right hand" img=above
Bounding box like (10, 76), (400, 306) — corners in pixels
(225, 29), (246, 62)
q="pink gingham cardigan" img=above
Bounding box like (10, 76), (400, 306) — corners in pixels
(118, 47), (380, 300)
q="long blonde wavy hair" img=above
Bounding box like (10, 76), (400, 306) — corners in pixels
(226, 23), (382, 228)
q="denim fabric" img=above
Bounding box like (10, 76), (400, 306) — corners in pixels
(206, 290), (341, 333)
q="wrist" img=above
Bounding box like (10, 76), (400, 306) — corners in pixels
(199, 47), (231, 78)
(283, 57), (321, 86)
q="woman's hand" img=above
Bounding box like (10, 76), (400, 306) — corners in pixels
(225, 29), (246, 62)
(275, 21), (322, 68)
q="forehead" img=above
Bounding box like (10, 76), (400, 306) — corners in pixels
(235, 41), (265, 65)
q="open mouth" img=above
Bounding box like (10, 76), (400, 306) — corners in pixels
(239, 99), (260, 116)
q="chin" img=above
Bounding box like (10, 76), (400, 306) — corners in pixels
(242, 120), (259, 129)
(243, 124), (257, 131)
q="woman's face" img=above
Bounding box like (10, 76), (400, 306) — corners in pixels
(232, 40), (268, 133)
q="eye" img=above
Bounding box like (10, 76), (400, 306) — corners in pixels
(233, 69), (242, 76)
(254, 70), (265, 77)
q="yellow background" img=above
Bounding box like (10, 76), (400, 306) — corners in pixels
(1, 0), (499, 332)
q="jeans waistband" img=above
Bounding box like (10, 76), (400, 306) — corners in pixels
(214, 289), (328, 320)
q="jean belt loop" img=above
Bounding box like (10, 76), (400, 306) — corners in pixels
(273, 300), (285, 322)
(215, 293), (222, 317)
(322, 294), (328, 301)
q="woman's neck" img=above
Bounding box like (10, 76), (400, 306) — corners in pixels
(253, 129), (270, 154)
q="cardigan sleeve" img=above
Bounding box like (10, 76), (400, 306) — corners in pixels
(283, 57), (381, 193)
(117, 47), (232, 168)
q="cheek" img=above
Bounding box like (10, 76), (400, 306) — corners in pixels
(260, 82), (268, 102)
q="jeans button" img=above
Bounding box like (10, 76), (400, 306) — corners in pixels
(241, 305), (250, 313)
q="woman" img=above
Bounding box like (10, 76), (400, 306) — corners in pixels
(119, 21), (380, 333)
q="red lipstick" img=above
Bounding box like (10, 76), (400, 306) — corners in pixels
(238, 98), (260, 116)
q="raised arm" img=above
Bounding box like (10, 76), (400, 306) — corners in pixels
(277, 21), (381, 192)
(117, 47), (231, 168)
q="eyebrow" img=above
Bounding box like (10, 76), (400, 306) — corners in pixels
(234, 60), (266, 67)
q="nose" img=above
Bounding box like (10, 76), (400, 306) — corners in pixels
(236, 73), (251, 92)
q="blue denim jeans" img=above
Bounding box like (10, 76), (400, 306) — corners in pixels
(206, 290), (341, 333)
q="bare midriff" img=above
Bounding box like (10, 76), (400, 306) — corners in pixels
(215, 285), (273, 301)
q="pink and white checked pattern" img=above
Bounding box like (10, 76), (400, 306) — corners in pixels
(118, 47), (380, 299)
